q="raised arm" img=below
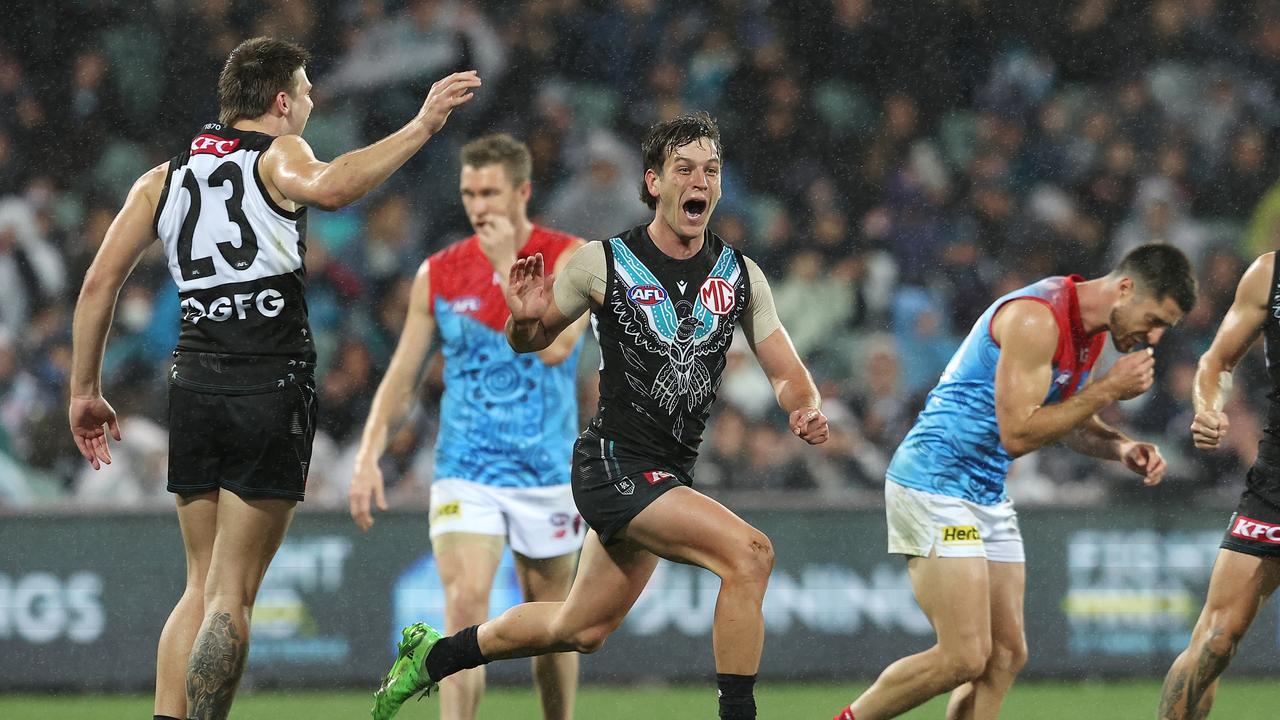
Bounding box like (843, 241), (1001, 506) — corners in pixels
(993, 299), (1153, 457)
(505, 242), (602, 353)
(1191, 253), (1271, 450)
(350, 260), (437, 530)
(69, 163), (167, 469)
(261, 71), (481, 211)
(535, 240), (591, 366)
(742, 258), (828, 445)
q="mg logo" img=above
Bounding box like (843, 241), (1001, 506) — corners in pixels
(699, 277), (736, 315)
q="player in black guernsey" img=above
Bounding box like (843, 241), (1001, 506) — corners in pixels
(1158, 251), (1280, 718)
(372, 113), (829, 720)
(68, 37), (480, 720)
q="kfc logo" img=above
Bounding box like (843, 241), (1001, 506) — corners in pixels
(698, 277), (736, 315)
(190, 134), (241, 157)
(1230, 515), (1280, 544)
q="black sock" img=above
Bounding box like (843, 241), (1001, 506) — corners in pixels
(717, 673), (757, 720)
(154, 716), (182, 720)
(424, 625), (487, 682)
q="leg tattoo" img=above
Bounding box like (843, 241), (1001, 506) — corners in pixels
(186, 612), (247, 720)
(1159, 629), (1236, 719)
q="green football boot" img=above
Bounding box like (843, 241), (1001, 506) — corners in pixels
(371, 622), (443, 719)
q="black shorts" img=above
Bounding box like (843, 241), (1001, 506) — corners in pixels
(167, 378), (318, 502)
(571, 432), (692, 545)
(1220, 462), (1280, 558)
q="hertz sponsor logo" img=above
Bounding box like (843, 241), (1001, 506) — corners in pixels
(431, 501), (461, 522)
(941, 525), (981, 543)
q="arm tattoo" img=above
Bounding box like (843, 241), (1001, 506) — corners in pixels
(186, 611), (248, 720)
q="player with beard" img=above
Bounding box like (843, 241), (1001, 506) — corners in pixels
(831, 244), (1197, 720)
(370, 112), (829, 720)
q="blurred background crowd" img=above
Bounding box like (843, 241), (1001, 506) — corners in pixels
(1, 0), (1279, 511)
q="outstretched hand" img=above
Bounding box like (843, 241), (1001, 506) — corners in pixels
(506, 253), (554, 323)
(418, 71), (482, 135)
(69, 394), (121, 470)
(790, 407), (830, 445)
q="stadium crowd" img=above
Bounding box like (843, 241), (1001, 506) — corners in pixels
(1, 0), (1279, 510)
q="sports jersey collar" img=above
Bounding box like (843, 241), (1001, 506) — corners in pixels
(202, 122), (250, 138)
(641, 225), (711, 264)
(1062, 274), (1105, 355)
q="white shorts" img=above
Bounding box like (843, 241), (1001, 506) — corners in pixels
(885, 481), (1025, 563)
(428, 479), (584, 560)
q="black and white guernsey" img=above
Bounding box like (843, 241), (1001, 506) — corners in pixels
(154, 123), (313, 375)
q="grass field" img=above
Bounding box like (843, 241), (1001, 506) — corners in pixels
(4, 681), (1278, 719)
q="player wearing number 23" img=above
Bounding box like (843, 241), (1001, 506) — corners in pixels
(68, 36), (481, 720)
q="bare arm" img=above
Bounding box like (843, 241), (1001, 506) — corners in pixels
(1191, 253), (1270, 449)
(993, 300), (1153, 457)
(349, 260), (436, 530)
(68, 163), (167, 468)
(536, 240), (591, 366)
(743, 259), (827, 444)
(1063, 411), (1168, 484)
(261, 72), (481, 211)
(505, 244), (600, 353)
(356, 261), (436, 468)
(1061, 414), (1132, 461)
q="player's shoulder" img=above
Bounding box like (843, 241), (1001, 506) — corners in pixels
(264, 132), (312, 156)
(992, 298), (1059, 350)
(533, 224), (581, 247)
(736, 249), (762, 271)
(425, 235), (485, 290)
(140, 160), (170, 185)
(1236, 251), (1276, 299)
(1249, 251), (1276, 276)
(996, 296), (1057, 325)
(131, 161), (172, 204)
(532, 225), (586, 263)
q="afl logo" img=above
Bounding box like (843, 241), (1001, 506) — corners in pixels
(698, 277), (736, 315)
(628, 284), (667, 306)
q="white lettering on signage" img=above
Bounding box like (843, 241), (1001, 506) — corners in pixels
(0, 572), (105, 644)
(623, 561), (929, 637)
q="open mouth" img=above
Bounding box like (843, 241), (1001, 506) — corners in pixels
(682, 198), (708, 221)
